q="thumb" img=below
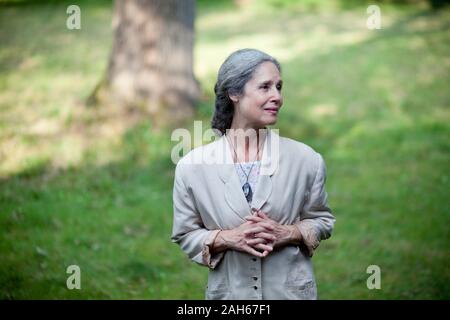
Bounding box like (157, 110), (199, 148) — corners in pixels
(257, 210), (268, 219)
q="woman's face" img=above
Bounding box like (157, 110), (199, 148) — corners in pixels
(231, 61), (283, 129)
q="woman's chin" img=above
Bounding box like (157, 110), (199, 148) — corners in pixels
(262, 115), (278, 126)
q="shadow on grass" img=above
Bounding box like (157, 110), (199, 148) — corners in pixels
(0, 121), (208, 299)
(0, 1), (449, 299)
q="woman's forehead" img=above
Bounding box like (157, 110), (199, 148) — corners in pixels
(251, 62), (282, 82)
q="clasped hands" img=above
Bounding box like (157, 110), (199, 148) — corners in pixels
(214, 209), (302, 258)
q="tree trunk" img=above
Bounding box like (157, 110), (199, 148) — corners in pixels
(90, 0), (200, 127)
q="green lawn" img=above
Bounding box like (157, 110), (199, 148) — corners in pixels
(0, 0), (449, 299)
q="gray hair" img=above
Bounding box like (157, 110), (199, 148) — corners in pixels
(211, 48), (281, 135)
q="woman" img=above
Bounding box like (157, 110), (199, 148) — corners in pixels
(171, 49), (335, 300)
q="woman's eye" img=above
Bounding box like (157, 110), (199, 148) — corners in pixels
(260, 85), (269, 90)
(277, 85), (282, 91)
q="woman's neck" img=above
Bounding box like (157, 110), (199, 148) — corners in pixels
(226, 126), (267, 163)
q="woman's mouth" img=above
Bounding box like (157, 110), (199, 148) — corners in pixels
(264, 107), (278, 115)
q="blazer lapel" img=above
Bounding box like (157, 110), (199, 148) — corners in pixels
(251, 129), (278, 211)
(216, 134), (252, 221)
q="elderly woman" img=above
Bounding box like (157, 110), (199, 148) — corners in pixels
(171, 49), (335, 300)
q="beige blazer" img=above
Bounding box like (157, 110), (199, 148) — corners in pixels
(171, 129), (335, 300)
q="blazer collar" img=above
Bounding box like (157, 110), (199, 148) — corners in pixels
(216, 128), (279, 221)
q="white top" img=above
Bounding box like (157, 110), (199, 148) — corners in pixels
(234, 160), (261, 204)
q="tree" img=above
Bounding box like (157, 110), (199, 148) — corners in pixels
(89, 0), (200, 127)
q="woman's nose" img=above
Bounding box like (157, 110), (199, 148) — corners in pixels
(270, 87), (282, 104)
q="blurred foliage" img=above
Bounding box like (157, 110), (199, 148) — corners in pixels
(0, 0), (449, 299)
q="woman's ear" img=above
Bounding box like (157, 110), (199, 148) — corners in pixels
(229, 94), (239, 104)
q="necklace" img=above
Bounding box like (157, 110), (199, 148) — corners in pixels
(226, 135), (262, 203)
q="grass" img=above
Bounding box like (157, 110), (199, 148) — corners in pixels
(0, 0), (449, 299)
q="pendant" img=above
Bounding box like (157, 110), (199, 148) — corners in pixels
(242, 182), (253, 202)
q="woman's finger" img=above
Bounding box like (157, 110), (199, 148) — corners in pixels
(243, 226), (268, 236)
(245, 216), (275, 231)
(246, 222), (275, 233)
(245, 215), (264, 223)
(245, 218), (274, 230)
(254, 232), (277, 241)
(244, 245), (265, 258)
(254, 243), (273, 252)
(256, 210), (269, 219)
(245, 238), (266, 245)
(257, 221), (274, 231)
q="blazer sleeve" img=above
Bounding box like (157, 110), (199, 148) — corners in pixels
(295, 152), (336, 257)
(171, 162), (224, 269)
